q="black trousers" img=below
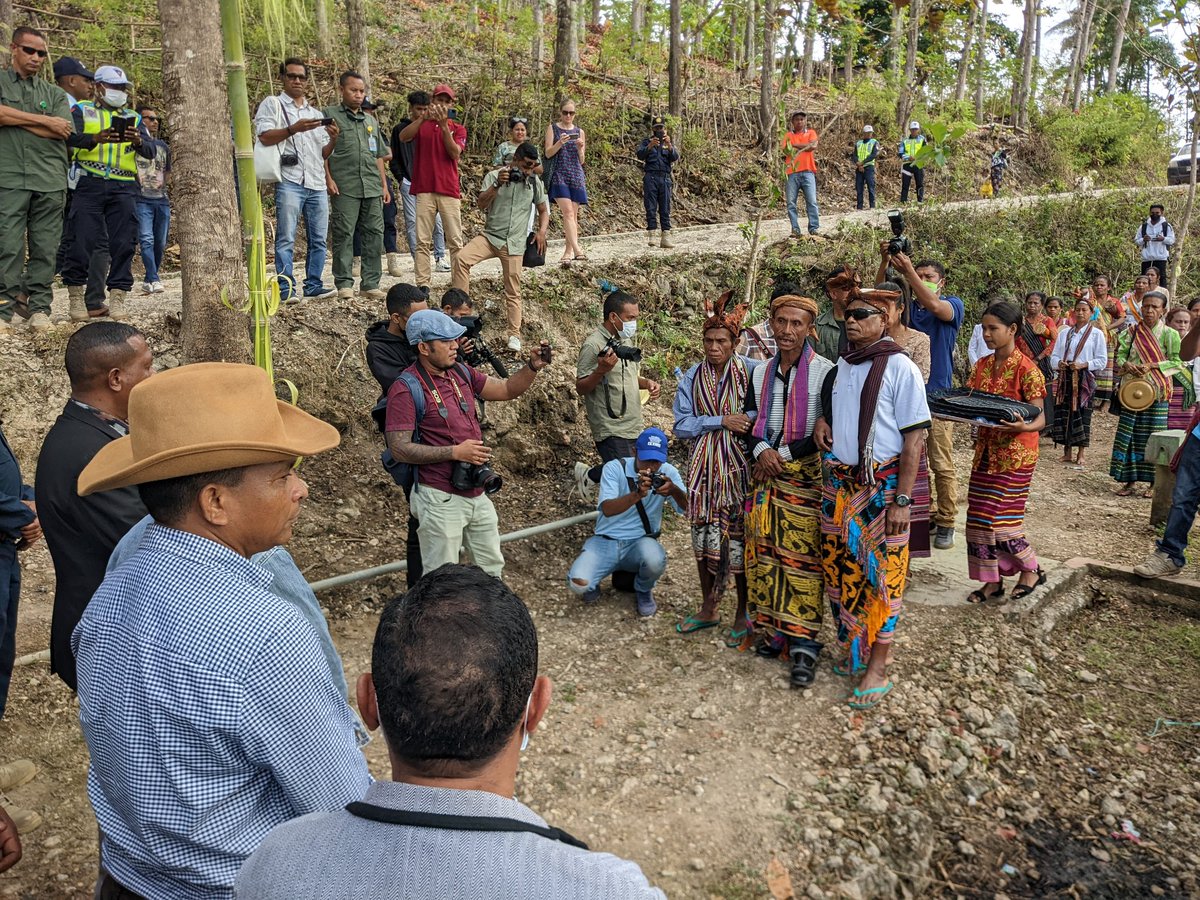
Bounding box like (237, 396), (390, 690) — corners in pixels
(1141, 259), (1167, 282)
(56, 188), (111, 310)
(900, 166), (925, 203)
(855, 167), (876, 209)
(643, 174), (672, 231)
(402, 482), (423, 588)
(587, 435), (638, 484)
(0, 544), (18, 719)
(62, 177), (137, 293)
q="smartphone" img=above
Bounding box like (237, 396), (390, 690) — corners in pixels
(111, 116), (136, 138)
(447, 108), (458, 120)
(319, 117), (334, 126)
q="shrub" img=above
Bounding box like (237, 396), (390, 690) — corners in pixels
(1041, 94), (1172, 183)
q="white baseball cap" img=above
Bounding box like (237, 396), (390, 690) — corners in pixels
(908, 121), (921, 130)
(93, 65), (130, 87)
(863, 125), (874, 133)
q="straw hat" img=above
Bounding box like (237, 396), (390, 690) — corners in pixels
(78, 363), (340, 496)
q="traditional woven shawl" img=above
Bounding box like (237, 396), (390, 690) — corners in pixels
(686, 358), (751, 523)
(1130, 321), (1175, 403)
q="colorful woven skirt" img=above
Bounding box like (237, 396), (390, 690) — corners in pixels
(820, 455), (909, 670)
(909, 448), (932, 559)
(1052, 372), (1093, 449)
(1167, 388), (1194, 431)
(965, 466), (1038, 583)
(744, 454), (824, 640)
(1094, 340), (1115, 405)
(1110, 402), (1167, 484)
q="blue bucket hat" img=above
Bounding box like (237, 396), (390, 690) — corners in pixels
(636, 427), (669, 463)
(406, 309), (466, 346)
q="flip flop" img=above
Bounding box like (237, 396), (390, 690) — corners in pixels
(848, 681), (894, 710)
(676, 615), (720, 635)
(724, 626), (751, 648)
(832, 659), (867, 677)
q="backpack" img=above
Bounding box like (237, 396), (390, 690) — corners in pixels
(1141, 218), (1173, 243)
(379, 364), (474, 490)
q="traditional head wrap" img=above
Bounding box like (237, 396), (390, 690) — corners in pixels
(769, 294), (819, 321)
(703, 289), (749, 337)
(856, 286), (903, 312)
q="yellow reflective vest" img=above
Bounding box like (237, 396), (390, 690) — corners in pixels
(901, 135), (925, 161)
(74, 101), (141, 181)
(856, 139), (878, 166)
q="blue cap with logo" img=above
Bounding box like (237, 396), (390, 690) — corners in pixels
(636, 427), (669, 463)
(405, 309), (466, 346)
(53, 57), (94, 81)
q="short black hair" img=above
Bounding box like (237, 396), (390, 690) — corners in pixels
(1150, 203), (1165, 212)
(914, 260), (945, 280)
(772, 281), (802, 301)
(138, 468), (247, 526)
(603, 289), (637, 321)
(1045, 296), (1063, 308)
(982, 301), (1022, 328)
(1092, 273), (1112, 287)
(440, 288), (472, 312)
(372, 564), (538, 774)
(64, 322), (144, 390)
(278, 57), (307, 78)
(135, 104), (155, 116)
(407, 90), (430, 106)
(1025, 291), (1046, 305)
(1188, 297), (1200, 312)
(1142, 291), (1168, 309)
(513, 141), (539, 163)
(12, 25), (46, 44)
(339, 70), (365, 88)
(385, 283), (426, 317)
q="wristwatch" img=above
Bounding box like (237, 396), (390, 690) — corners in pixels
(894, 493), (912, 508)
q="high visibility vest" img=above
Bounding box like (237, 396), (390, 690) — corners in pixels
(902, 136), (925, 160)
(856, 139), (878, 165)
(74, 101), (141, 181)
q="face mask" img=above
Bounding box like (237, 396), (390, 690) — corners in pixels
(519, 692), (533, 752)
(102, 89), (127, 108)
(1150, 212), (1161, 222)
(618, 319), (637, 340)
(921, 280), (939, 295)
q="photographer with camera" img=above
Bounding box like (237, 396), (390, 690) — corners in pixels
(636, 115), (679, 249)
(573, 289), (661, 498)
(568, 427), (686, 617)
(451, 141), (549, 354)
(385, 309), (552, 577)
(441, 288), (511, 378)
(875, 232), (964, 550)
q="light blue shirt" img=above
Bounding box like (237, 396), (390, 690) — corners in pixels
(595, 458), (685, 541)
(671, 357), (760, 440)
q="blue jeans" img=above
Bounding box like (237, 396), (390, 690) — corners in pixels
(567, 535), (666, 595)
(136, 197), (170, 283)
(274, 180), (329, 299)
(1157, 435), (1200, 566)
(400, 178), (444, 262)
(786, 171), (819, 233)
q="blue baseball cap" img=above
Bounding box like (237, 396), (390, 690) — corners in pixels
(53, 57), (94, 81)
(406, 309), (466, 345)
(636, 427), (669, 463)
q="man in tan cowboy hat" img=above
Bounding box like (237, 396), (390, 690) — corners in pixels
(72, 363), (371, 900)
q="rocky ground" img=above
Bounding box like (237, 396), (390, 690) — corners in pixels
(0, 201), (1198, 898)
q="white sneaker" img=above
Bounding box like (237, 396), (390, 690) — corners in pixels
(507, 335), (522, 353)
(27, 312), (51, 332)
(435, 259), (452, 273)
(151, 281), (165, 294)
(141, 282), (154, 294)
(1133, 549), (1183, 579)
(573, 461), (596, 503)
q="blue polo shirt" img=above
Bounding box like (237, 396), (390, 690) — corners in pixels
(595, 458), (685, 541)
(910, 295), (964, 392)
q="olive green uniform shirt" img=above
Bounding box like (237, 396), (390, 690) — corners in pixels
(0, 68), (72, 192)
(323, 103), (387, 199)
(812, 308), (846, 363)
(577, 326), (644, 442)
(480, 168), (547, 255)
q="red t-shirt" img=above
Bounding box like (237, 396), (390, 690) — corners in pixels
(409, 119), (467, 198)
(385, 362), (489, 496)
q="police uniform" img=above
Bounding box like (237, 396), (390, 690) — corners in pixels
(899, 130), (926, 203)
(854, 134), (878, 210)
(0, 65), (71, 320)
(324, 102), (388, 292)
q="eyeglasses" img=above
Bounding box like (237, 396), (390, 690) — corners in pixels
(141, 115), (159, 122)
(846, 307), (885, 321)
(560, 109), (576, 115)
(18, 46), (48, 58)
(284, 72), (308, 81)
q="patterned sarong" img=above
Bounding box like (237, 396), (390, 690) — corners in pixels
(909, 449), (931, 559)
(691, 511), (745, 576)
(1052, 373), (1093, 448)
(821, 455), (908, 670)
(1110, 402), (1167, 484)
(744, 453), (824, 639)
(965, 466), (1038, 583)
(1167, 374), (1196, 431)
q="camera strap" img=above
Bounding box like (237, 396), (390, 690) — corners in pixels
(413, 362), (471, 417)
(625, 465), (661, 539)
(345, 802), (588, 850)
(276, 97), (302, 160)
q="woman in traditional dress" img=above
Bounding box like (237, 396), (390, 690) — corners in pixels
(1016, 291), (1058, 435)
(543, 99), (588, 265)
(1119, 274), (1150, 325)
(964, 302), (1047, 603)
(1044, 296), (1067, 329)
(1091, 275), (1126, 407)
(741, 294), (834, 688)
(1111, 290), (1182, 497)
(1166, 307), (1196, 430)
(673, 293), (758, 642)
(1146, 266), (1172, 305)
(1050, 295), (1107, 466)
(817, 291), (930, 709)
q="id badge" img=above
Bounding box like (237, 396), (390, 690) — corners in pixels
(368, 135), (377, 153)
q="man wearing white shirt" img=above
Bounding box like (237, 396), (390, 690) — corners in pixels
(967, 322), (994, 369)
(1134, 203), (1174, 284)
(255, 58), (338, 303)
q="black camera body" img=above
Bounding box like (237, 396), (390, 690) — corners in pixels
(648, 470), (669, 492)
(451, 315), (510, 378)
(280, 153), (300, 167)
(451, 460), (502, 495)
(599, 336), (642, 363)
(886, 209), (912, 257)
(507, 167), (527, 184)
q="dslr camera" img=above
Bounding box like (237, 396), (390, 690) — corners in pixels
(507, 167), (527, 184)
(451, 460), (503, 495)
(599, 335), (642, 363)
(648, 470), (670, 492)
(452, 315), (510, 378)
(886, 209), (912, 257)
(280, 153), (300, 167)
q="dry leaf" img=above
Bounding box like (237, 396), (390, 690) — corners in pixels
(766, 856), (795, 900)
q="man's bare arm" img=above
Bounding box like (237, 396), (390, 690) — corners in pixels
(386, 429), (454, 464)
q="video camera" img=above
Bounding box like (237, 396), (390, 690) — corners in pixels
(599, 335), (642, 363)
(452, 315), (510, 378)
(886, 209), (912, 258)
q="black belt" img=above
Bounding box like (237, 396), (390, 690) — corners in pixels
(345, 801), (588, 849)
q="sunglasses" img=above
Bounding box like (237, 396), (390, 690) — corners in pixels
(510, 117), (528, 125)
(18, 45), (48, 58)
(284, 72), (308, 81)
(846, 307), (886, 321)
(141, 115), (159, 122)
(560, 109), (576, 115)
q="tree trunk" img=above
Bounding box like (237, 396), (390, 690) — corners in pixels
(1105, 0), (1132, 93)
(553, 0), (572, 100)
(954, 0), (976, 104)
(1033, 0), (1042, 95)
(896, 0), (920, 127)
(742, 0), (756, 83)
(532, 0), (545, 66)
(161, 0), (250, 364)
(728, 4), (740, 69)
(0, 0), (12, 69)
(347, 0), (370, 83)
(591, 0), (601, 27)
(889, 1), (904, 74)
(1061, 1), (1081, 104)
(973, 0), (988, 122)
(800, 0), (816, 84)
(1071, 0), (1096, 110)
(1169, 110), (1198, 299)
(314, 0), (330, 58)
(1015, 0), (1035, 129)
(468, 0), (479, 34)
(631, 0), (645, 43)
(668, 0), (683, 117)
(568, 0), (580, 64)
(842, 23), (854, 84)
(759, 0), (776, 148)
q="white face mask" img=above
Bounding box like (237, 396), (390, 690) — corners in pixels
(103, 89), (127, 108)
(618, 319), (637, 340)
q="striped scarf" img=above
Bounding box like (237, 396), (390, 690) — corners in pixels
(1131, 321), (1175, 403)
(750, 345), (812, 445)
(687, 357), (751, 523)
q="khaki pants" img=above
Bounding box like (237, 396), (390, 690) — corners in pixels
(410, 483), (504, 576)
(413, 193), (462, 286)
(452, 235), (524, 334)
(927, 418), (958, 527)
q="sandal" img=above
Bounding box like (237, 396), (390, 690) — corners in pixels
(849, 681), (894, 709)
(1010, 568), (1047, 600)
(1116, 485), (1135, 497)
(966, 584), (1005, 604)
(724, 626), (751, 649)
(676, 615), (720, 635)
(832, 659), (867, 677)
(573, 252), (589, 261)
(755, 633), (786, 659)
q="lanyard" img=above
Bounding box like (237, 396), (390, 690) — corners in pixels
(345, 801), (588, 849)
(414, 363), (469, 416)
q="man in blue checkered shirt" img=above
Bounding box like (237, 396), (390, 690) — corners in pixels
(72, 363), (371, 900)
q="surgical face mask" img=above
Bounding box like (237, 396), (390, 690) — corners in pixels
(519, 692), (533, 752)
(921, 280), (940, 295)
(102, 88), (127, 108)
(618, 319), (638, 340)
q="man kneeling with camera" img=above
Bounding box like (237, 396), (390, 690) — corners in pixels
(386, 309), (552, 577)
(568, 427), (686, 617)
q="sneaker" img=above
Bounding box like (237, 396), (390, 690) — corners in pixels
(1133, 549), (1183, 579)
(635, 590), (657, 617)
(573, 461), (596, 502)
(933, 526), (955, 550)
(507, 335), (522, 353)
(580, 587), (601, 605)
(337, 288), (354, 300)
(435, 259), (452, 273)
(151, 281), (165, 294)
(27, 312), (51, 332)
(282, 293), (303, 306)
(0, 759), (37, 793)
(5, 804), (42, 834)
(790, 228), (803, 239)
(305, 287), (337, 300)
(141, 282), (154, 294)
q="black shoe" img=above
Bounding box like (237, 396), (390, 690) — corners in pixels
(789, 648), (818, 688)
(756, 633), (786, 658)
